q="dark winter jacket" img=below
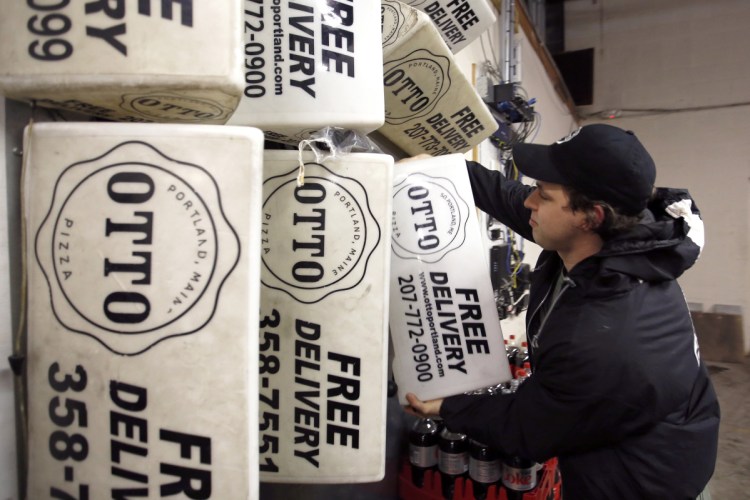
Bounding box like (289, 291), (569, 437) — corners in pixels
(439, 161), (720, 499)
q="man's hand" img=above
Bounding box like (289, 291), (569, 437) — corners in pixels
(405, 393), (444, 419)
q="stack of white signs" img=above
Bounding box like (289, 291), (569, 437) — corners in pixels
(24, 123), (263, 499)
(258, 151), (394, 483)
(389, 154), (512, 404)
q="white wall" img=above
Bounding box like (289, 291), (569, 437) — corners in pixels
(565, 0), (750, 353)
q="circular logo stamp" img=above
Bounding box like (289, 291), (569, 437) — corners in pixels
(381, 3), (404, 49)
(391, 172), (469, 263)
(35, 141), (239, 355)
(383, 49), (451, 125)
(120, 92), (233, 123)
(261, 161), (382, 303)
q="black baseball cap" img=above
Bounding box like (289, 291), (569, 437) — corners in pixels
(511, 124), (656, 215)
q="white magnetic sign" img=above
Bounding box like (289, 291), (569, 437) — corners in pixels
(228, 1), (384, 145)
(25, 123), (263, 499)
(258, 151), (393, 482)
(379, 1), (497, 156)
(398, 0), (497, 53)
(390, 153), (511, 404)
(0, 1), (243, 124)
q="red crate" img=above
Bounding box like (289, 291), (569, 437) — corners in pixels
(398, 458), (561, 500)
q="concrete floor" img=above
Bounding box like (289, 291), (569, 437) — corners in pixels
(705, 357), (750, 499)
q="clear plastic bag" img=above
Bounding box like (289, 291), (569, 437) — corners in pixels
(295, 127), (383, 186)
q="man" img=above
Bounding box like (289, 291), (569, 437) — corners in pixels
(405, 124), (719, 499)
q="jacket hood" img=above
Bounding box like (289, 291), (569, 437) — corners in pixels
(591, 188), (704, 283)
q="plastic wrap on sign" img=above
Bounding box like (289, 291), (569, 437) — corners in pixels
(258, 151), (393, 483)
(228, 1), (385, 146)
(0, 2), (243, 124)
(379, 0), (497, 156)
(24, 123), (264, 499)
(389, 154), (511, 404)
(397, 0), (497, 53)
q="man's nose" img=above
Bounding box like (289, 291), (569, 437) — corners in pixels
(524, 190), (538, 209)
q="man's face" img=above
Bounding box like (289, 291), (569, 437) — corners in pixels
(522, 180), (590, 253)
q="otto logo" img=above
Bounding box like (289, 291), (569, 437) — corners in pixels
(391, 173), (469, 263)
(383, 49), (451, 125)
(119, 93), (232, 122)
(261, 162), (381, 304)
(35, 142), (239, 355)
(381, 3), (405, 48)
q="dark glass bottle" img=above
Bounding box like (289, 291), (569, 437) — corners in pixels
(501, 368), (538, 499)
(502, 454), (538, 499)
(515, 342), (530, 372)
(505, 340), (520, 378)
(408, 418), (440, 488)
(469, 439), (501, 500)
(438, 428), (469, 499)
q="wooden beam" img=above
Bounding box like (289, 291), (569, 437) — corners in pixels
(490, 0), (579, 121)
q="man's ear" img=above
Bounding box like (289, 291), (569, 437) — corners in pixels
(589, 204), (605, 230)
(579, 204), (605, 231)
